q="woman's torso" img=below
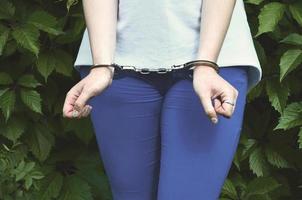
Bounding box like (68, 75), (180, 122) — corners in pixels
(74, 0), (262, 92)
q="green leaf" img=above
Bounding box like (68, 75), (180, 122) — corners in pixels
(1, 117), (27, 143)
(280, 33), (302, 46)
(26, 124), (55, 161)
(247, 81), (264, 102)
(66, 0), (79, 12)
(64, 117), (94, 145)
(12, 160), (25, 179)
(265, 78), (289, 114)
(256, 2), (286, 37)
(249, 147), (269, 177)
(27, 10), (63, 35)
(17, 74), (42, 88)
(24, 176), (33, 190)
(19, 88), (42, 114)
(11, 24), (40, 57)
(298, 127), (302, 149)
(0, 88), (9, 97)
(265, 147), (290, 169)
(24, 170), (44, 190)
(245, 177), (281, 198)
(221, 179), (238, 199)
(59, 175), (93, 200)
(0, 89), (16, 121)
(0, 72), (13, 85)
(274, 102), (302, 130)
(242, 139), (258, 159)
(53, 49), (73, 77)
(0, 0), (15, 19)
(36, 51), (56, 82)
(14, 161), (35, 181)
(289, 2), (302, 27)
(279, 49), (302, 82)
(245, 0), (264, 5)
(0, 26), (10, 55)
(39, 172), (63, 200)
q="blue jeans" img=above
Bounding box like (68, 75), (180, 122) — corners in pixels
(78, 65), (249, 200)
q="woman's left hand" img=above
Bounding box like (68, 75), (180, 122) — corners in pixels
(192, 65), (238, 124)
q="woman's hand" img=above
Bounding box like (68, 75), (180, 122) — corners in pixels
(192, 66), (238, 124)
(62, 67), (114, 119)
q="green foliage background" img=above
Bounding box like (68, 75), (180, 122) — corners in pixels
(0, 0), (301, 199)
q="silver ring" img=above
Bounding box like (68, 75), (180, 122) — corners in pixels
(223, 100), (235, 106)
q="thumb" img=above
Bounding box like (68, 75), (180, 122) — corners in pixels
(199, 93), (218, 124)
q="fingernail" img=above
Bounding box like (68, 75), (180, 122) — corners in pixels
(211, 117), (218, 124)
(72, 110), (79, 118)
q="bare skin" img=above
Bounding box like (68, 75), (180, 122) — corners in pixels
(62, 65), (238, 124)
(64, 0), (238, 123)
(62, 66), (114, 119)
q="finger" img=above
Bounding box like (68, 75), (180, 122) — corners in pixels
(72, 104), (88, 119)
(218, 93), (237, 118)
(63, 82), (84, 118)
(78, 105), (92, 118)
(213, 97), (222, 111)
(73, 86), (93, 113)
(199, 93), (218, 124)
(82, 106), (92, 117)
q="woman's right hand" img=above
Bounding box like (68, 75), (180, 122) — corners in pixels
(62, 67), (114, 119)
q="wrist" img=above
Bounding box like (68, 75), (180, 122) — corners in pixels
(89, 66), (115, 79)
(193, 65), (218, 74)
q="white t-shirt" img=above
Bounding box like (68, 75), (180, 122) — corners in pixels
(74, 0), (262, 92)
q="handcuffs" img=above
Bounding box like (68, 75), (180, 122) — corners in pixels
(89, 59), (220, 75)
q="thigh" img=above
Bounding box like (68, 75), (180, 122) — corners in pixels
(157, 66), (249, 200)
(78, 66), (162, 200)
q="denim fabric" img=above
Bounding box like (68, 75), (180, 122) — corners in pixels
(78, 65), (249, 200)
(111, 67), (194, 96)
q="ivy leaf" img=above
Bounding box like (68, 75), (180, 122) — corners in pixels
(265, 147), (291, 169)
(58, 175), (93, 200)
(64, 117), (94, 145)
(0, 117), (27, 143)
(0, 89), (16, 121)
(17, 74), (42, 88)
(24, 169), (44, 190)
(38, 172), (63, 200)
(53, 49), (73, 77)
(255, 2), (286, 37)
(245, 177), (281, 198)
(247, 81), (264, 103)
(279, 49), (302, 82)
(11, 160), (44, 190)
(249, 147), (270, 177)
(221, 179), (238, 199)
(265, 78), (289, 114)
(274, 102), (302, 130)
(245, 0), (264, 6)
(0, 72), (13, 85)
(298, 127), (302, 149)
(0, 0), (15, 19)
(66, 0), (79, 12)
(289, 2), (302, 27)
(36, 51), (56, 82)
(27, 10), (63, 35)
(19, 88), (42, 114)
(0, 25), (10, 55)
(26, 124), (55, 161)
(11, 24), (40, 57)
(14, 161), (35, 181)
(280, 33), (302, 46)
